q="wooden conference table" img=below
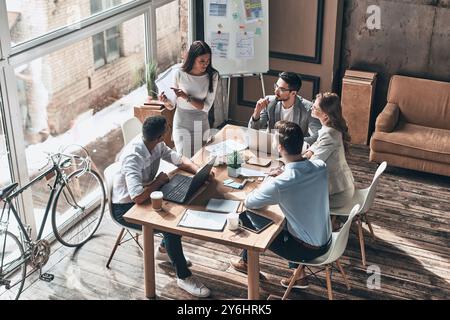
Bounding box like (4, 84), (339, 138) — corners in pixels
(124, 125), (285, 300)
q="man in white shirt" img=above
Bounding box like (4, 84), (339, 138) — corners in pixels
(112, 116), (212, 298)
(232, 121), (331, 289)
(248, 72), (321, 146)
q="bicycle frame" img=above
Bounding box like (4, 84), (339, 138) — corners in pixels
(3, 163), (68, 246)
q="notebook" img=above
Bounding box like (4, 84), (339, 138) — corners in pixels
(177, 209), (227, 231)
(206, 199), (241, 213)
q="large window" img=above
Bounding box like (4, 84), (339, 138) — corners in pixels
(91, 0), (122, 68)
(1, 0), (189, 241)
(0, 91), (12, 190)
(6, 0), (136, 46)
(14, 15), (146, 235)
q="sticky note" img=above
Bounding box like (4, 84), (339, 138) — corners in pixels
(255, 27), (262, 36)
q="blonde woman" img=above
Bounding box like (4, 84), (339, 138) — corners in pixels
(304, 93), (355, 208)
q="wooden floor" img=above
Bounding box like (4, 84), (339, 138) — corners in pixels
(19, 145), (450, 300)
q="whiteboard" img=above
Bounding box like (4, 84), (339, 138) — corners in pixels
(203, 0), (269, 77)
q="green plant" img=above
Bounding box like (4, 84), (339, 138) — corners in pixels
(146, 61), (158, 99)
(227, 151), (243, 169)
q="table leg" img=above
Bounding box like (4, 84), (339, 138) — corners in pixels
(143, 225), (155, 299)
(247, 250), (260, 300)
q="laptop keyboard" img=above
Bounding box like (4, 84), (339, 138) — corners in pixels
(165, 175), (192, 202)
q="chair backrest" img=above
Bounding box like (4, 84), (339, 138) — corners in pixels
(325, 204), (360, 264)
(121, 117), (142, 145)
(103, 162), (122, 226)
(360, 161), (387, 213)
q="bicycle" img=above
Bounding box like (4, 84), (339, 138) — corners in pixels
(0, 146), (106, 299)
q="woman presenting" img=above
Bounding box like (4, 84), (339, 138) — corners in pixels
(160, 41), (219, 158)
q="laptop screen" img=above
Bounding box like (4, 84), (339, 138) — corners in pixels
(185, 156), (216, 196)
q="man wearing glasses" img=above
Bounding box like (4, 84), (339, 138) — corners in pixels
(248, 72), (321, 145)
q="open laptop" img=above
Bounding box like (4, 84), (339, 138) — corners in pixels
(160, 157), (216, 204)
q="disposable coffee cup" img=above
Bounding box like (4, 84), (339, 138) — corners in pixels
(150, 191), (163, 211)
(227, 213), (241, 231)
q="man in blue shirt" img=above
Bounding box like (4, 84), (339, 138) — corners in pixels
(231, 121), (332, 289)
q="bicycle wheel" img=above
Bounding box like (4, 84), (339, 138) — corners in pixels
(0, 231), (26, 300)
(51, 168), (105, 247)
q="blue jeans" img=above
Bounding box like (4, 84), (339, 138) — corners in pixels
(241, 230), (331, 269)
(111, 203), (191, 279)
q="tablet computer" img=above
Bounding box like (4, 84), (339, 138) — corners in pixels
(239, 210), (274, 234)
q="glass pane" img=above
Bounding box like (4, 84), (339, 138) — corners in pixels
(106, 27), (121, 62)
(155, 0), (187, 71)
(0, 92), (12, 189)
(92, 33), (106, 68)
(7, 0), (136, 46)
(13, 15), (146, 238)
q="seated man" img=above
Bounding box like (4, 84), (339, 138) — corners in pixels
(231, 121), (332, 288)
(112, 115), (211, 298)
(249, 72), (321, 146)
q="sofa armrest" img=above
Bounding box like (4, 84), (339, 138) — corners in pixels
(375, 103), (400, 133)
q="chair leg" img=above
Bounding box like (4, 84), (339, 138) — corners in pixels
(325, 266), (333, 300)
(363, 213), (376, 241)
(356, 217), (367, 267)
(106, 228), (126, 269)
(282, 265), (305, 300)
(336, 259), (351, 290)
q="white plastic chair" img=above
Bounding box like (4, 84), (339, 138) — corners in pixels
(282, 205), (360, 300)
(330, 161), (387, 266)
(121, 117), (142, 145)
(104, 162), (142, 268)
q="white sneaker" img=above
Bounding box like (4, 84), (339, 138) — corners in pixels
(155, 246), (192, 267)
(177, 276), (211, 298)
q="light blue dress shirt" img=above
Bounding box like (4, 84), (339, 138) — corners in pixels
(244, 159), (331, 246)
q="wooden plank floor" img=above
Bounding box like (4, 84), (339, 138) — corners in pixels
(19, 145), (450, 300)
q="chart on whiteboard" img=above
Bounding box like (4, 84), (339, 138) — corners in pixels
(236, 31), (254, 59)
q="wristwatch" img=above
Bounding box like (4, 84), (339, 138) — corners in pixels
(187, 95), (192, 103)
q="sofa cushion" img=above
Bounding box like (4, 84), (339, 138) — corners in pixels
(371, 122), (450, 164)
(388, 76), (450, 130)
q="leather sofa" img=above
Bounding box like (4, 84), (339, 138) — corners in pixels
(370, 75), (450, 177)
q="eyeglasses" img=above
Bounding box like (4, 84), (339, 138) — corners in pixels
(273, 83), (291, 93)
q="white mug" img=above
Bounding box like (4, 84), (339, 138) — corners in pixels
(227, 213), (241, 231)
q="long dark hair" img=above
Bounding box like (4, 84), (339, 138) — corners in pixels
(316, 92), (351, 154)
(182, 40), (218, 93)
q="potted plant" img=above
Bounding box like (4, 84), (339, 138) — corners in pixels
(144, 61), (164, 107)
(227, 150), (243, 178)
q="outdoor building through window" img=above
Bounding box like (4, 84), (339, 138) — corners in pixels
(91, 0), (122, 68)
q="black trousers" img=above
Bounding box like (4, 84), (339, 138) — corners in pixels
(112, 203), (191, 279)
(242, 230), (330, 267)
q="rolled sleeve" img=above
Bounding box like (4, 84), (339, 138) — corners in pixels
(122, 154), (145, 200)
(245, 180), (279, 209)
(160, 143), (183, 166)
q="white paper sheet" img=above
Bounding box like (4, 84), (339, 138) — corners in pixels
(155, 63), (181, 106)
(210, 32), (230, 59)
(209, 0), (228, 17)
(236, 31), (254, 59)
(205, 140), (248, 157)
(239, 167), (267, 177)
(178, 209), (227, 231)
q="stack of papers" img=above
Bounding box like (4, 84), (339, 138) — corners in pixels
(178, 209), (227, 231)
(206, 198), (240, 213)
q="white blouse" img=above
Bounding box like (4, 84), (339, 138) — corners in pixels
(174, 69), (219, 113)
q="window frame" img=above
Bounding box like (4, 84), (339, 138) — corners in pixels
(0, 0), (177, 229)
